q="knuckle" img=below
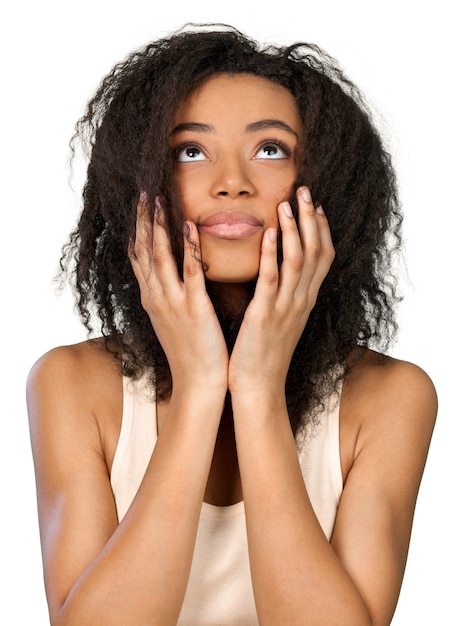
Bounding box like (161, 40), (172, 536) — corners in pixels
(308, 293), (318, 310)
(306, 242), (321, 261)
(262, 270), (278, 285)
(140, 296), (148, 310)
(127, 240), (136, 257)
(289, 252), (305, 273)
(151, 249), (166, 266)
(183, 262), (199, 279)
(324, 246), (336, 265)
(139, 292), (151, 312)
(304, 206), (316, 217)
(133, 245), (143, 263)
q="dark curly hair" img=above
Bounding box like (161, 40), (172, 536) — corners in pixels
(61, 24), (403, 436)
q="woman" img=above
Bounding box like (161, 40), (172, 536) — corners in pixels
(27, 25), (437, 625)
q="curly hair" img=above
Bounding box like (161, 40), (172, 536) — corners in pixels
(61, 24), (403, 436)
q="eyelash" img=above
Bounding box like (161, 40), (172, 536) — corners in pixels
(255, 140), (292, 159)
(172, 142), (204, 161)
(172, 139), (293, 162)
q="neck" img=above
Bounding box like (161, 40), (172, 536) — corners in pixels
(206, 280), (256, 353)
(206, 280), (254, 313)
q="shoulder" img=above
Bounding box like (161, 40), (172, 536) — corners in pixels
(343, 348), (437, 423)
(27, 338), (122, 404)
(28, 336), (119, 377)
(27, 339), (124, 464)
(340, 348), (437, 478)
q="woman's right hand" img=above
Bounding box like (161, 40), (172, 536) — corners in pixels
(129, 194), (229, 394)
(29, 196), (230, 624)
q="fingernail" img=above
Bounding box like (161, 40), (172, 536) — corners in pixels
(282, 201), (293, 217)
(183, 222), (191, 237)
(300, 187), (312, 203)
(316, 204), (325, 215)
(269, 228), (277, 243)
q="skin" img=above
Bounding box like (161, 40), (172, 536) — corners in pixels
(27, 74), (437, 625)
(170, 74), (304, 285)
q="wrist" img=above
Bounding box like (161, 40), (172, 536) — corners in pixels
(170, 367), (227, 394)
(230, 386), (287, 417)
(228, 372), (287, 398)
(161, 387), (226, 435)
(170, 378), (227, 406)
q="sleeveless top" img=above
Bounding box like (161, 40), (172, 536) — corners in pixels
(110, 375), (343, 625)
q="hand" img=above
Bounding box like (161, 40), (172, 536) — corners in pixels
(228, 187), (335, 395)
(129, 195), (229, 394)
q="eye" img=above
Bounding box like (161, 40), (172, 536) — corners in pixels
(254, 141), (292, 160)
(174, 144), (208, 162)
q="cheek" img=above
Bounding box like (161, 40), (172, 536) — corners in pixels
(261, 177), (296, 224)
(174, 175), (200, 220)
(264, 209), (280, 230)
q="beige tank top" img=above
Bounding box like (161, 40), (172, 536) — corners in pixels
(110, 375), (343, 625)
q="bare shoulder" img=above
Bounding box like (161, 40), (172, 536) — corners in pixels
(27, 338), (123, 470)
(28, 337), (120, 389)
(27, 338), (122, 411)
(344, 348), (437, 423)
(340, 348), (437, 478)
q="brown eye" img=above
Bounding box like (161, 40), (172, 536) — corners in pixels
(175, 144), (207, 162)
(254, 141), (291, 160)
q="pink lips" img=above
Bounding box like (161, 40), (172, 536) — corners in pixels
(198, 212), (263, 240)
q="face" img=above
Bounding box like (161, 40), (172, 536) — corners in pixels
(170, 73), (302, 283)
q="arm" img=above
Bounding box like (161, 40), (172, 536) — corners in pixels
(27, 202), (228, 626)
(331, 357), (437, 624)
(232, 358), (436, 625)
(229, 189), (437, 624)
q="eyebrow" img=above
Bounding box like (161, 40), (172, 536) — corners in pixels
(170, 119), (299, 138)
(171, 122), (214, 135)
(246, 119), (299, 138)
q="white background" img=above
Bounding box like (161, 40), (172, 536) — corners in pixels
(2, 1), (455, 623)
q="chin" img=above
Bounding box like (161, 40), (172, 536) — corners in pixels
(204, 263), (259, 284)
(205, 272), (259, 284)
(200, 242), (262, 285)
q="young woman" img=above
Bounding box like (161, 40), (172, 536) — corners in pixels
(27, 26), (437, 625)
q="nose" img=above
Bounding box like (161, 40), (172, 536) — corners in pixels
(210, 154), (255, 198)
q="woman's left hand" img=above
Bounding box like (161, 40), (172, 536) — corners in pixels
(228, 186), (335, 395)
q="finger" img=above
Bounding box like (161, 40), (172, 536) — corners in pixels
(296, 186), (321, 267)
(128, 196), (162, 311)
(150, 200), (181, 286)
(132, 195), (181, 300)
(276, 199), (305, 295)
(288, 186), (327, 300)
(132, 193), (154, 274)
(252, 227), (279, 310)
(129, 243), (153, 312)
(307, 205), (335, 303)
(140, 198), (184, 301)
(182, 221), (207, 295)
(129, 254), (148, 308)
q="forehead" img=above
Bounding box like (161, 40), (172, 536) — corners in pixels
(175, 73), (302, 128)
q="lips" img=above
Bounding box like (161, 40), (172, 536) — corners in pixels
(198, 212), (263, 240)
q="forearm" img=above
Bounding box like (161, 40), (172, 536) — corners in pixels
(232, 391), (372, 625)
(57, 390), (224, 626)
